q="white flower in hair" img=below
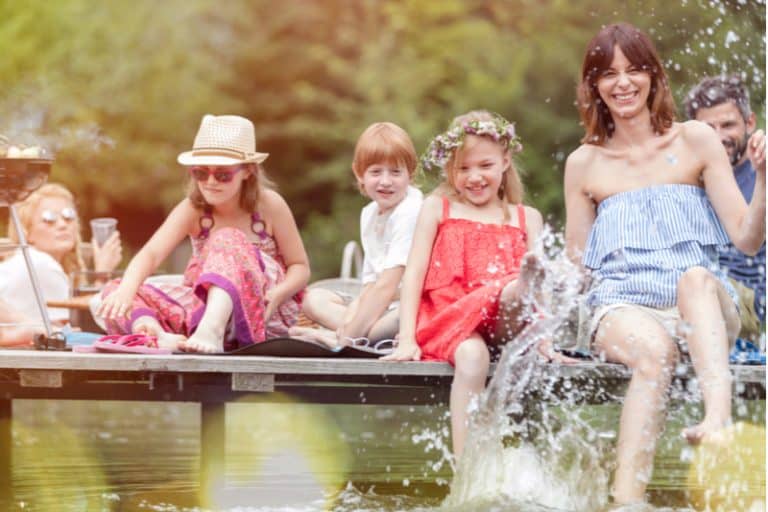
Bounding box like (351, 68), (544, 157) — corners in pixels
(420, 114), (523, 175)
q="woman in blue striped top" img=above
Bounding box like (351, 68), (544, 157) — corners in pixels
(564, 23), (766, 506)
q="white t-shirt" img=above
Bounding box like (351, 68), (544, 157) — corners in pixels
(360, 186), (423, 285)
(0, 248), (70, 322)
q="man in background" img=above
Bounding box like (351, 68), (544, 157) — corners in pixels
(686, 75), (766, 344)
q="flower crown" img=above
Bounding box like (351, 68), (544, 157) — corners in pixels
(419, 114), (523, 174)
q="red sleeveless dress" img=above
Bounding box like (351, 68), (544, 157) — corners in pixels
(416, 197), (529, 364)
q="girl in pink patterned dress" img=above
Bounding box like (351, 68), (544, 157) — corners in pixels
(98, 115), (309, 353)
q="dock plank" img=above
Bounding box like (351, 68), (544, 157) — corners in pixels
(0, 352), (762, 383)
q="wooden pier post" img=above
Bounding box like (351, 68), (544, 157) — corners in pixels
(0, 398), (12, 503)
(200, 401), (226, 503)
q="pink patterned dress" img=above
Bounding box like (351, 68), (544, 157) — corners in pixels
(416, 198), (529, 365)
(102, 209), (302, 350)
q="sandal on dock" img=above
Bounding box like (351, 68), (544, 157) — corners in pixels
(90, 334), (172, 355)
(341, 337), (395, 357)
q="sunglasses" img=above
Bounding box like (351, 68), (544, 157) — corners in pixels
(41, 207), (77, 224)
(188, 166), (244, 183)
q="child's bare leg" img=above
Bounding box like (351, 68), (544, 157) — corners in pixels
(594, 308), (678, 505)
(132, 316), (187, 350)
(301, 288), (348, 329)
(676, 267), (740, 444)
(181, 286), (233, 353)
(367, 308), (399, 342)
(287, 325), (340, 348)
(451, 334), (490, 459)
(494, 253), (546, 341)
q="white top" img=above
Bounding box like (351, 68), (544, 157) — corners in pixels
(0, 248), (70, 322)
(360, 186), (423, 285)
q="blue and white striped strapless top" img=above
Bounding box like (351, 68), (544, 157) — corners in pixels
(583, 184), (737, 309)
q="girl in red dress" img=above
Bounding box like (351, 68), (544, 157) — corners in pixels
(383, 110), (554, 458)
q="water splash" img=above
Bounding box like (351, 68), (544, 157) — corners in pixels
(436, 227), (764, 511)
(441, 228), (613, 511)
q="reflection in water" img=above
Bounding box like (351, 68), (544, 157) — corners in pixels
(8, 397), (765, 511)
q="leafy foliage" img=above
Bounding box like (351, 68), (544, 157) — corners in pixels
(1, 0), (764, 277)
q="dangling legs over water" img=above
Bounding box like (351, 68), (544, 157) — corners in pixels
(451, 334), (491, 459)
(451, 254), (547, 459)
(494, 253), (546, 342)
(676, 267), (740, 444)
(593, 307), (679, 505)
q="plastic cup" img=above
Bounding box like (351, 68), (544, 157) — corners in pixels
(90, 217), (117, 246)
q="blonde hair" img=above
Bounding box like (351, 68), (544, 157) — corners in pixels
(352, 122), (417, 195)
(187, 163), (276, 212)
(8, 183), (85, 276)
(436, 110), (524, 223)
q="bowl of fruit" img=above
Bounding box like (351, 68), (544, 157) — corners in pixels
(0, 136), (53, 205)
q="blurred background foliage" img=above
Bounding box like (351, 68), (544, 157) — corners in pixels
(0, 0), (764, 278)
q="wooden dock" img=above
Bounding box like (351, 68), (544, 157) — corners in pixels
(0, 351), (762, 403)
(0, 351), (762, 500)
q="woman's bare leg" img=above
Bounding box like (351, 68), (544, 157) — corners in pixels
(594, 307), (679, 505)
(676, 267), (740, 444)
(451, 334), (491, 459)
(0, 300), (39, 346)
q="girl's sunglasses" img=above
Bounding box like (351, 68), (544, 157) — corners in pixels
(188, 166), (244, 183)
(41, 207), (77, 224)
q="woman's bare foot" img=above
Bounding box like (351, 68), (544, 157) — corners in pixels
(0, 324), (39, 347)
(682, 419), (732, 445)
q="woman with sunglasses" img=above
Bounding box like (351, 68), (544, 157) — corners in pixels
(98, 115), (310, 353)
(0, 183), (123, 340)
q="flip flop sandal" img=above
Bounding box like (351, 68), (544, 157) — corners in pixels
(345, 337), (396, 356)
(93, 333), (172, 355)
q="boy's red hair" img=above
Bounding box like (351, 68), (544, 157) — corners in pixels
(352, 123), (417, 193)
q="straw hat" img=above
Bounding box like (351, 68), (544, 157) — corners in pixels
(177, 114), (269, 166)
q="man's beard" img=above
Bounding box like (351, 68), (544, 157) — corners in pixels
(724, 132), (750, 166)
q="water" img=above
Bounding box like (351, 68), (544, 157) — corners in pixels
(7, 398), (764, 511)
(7, 231), (766, 511)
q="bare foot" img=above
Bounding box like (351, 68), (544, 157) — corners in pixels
(133, 322), (186, 351)
(179, 325), (225, 354)
(682, 419), (732, 445)
(0, 324), (39, 347)
(518, 253), (546, 303)
(288, 325), (340, 349)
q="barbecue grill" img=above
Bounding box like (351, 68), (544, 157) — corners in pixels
(0, 155), (65, 348)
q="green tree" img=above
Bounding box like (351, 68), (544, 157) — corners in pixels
(1, 0), (763, 277)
